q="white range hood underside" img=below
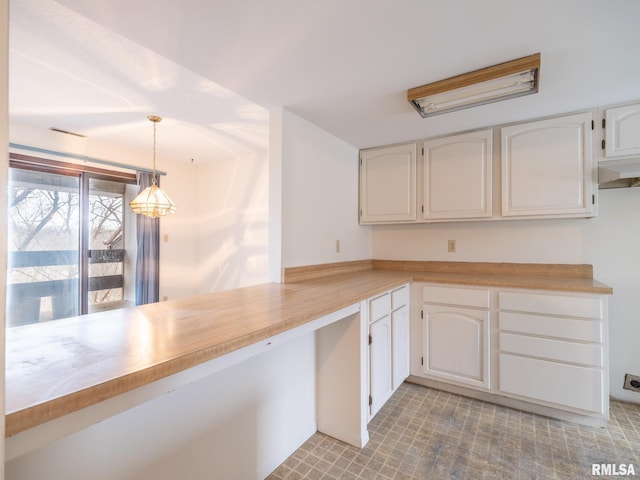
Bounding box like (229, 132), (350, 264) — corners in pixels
(598, 159), (640, 188)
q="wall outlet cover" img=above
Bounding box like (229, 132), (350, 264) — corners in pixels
(623, 373), (640, 392)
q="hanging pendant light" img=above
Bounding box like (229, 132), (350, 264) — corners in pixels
(130, 115), (177, 218)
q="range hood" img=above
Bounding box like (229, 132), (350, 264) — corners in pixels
(598, 158), (640, 189)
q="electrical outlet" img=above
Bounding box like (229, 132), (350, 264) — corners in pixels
(623, 373), (640, 392)
(335, 240), (341, 253)
(447, 240), (456, 253)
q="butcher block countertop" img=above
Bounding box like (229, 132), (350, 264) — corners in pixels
(5, 261), (612, 437)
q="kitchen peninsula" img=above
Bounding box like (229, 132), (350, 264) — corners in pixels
(5, 260), (612, 477)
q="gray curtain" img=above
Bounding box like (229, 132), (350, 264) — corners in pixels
(135, 171), (160, 305)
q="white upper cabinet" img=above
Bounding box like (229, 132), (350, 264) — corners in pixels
(360, 109), (601, 224)
(603, 102), (640, 159)
(359, 143), (417, 224)
(421, 129), (492, 220)
(501, 112), (595, 218)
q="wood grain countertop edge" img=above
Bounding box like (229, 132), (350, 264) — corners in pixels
(6, 262), (612, 437)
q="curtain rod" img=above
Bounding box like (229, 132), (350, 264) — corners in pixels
(9, 143), (167, 176)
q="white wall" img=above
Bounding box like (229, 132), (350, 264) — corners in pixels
(1, 1), (9, 477)
(372, 187), (640, 402)
(584, 188), (640, 403)
(5, 333), (317, 480)
(157, 157), (200, 300)
(268, 108), (283, 282)
(279, 109), (371, 267)
(194, 151), (269, 293)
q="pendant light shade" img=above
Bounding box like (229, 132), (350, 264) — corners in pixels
(130, 115), (176, 218)
(129, 182), (176, 217)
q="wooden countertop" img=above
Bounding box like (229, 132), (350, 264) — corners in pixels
(5, 270), (410, 437)
(5, 262), (612, 437)
(410, 271), (613, 293)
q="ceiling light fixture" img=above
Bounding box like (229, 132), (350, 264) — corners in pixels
(129, 115), (177, 218)
(408, 53), (540, 117)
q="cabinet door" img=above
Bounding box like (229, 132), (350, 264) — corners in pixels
(499, 354), (604, 414)
(369, 315), (393, 418)
(423, 305), (489, 389)
(501, 112), (594, 217)
(604, 103), (640, 158)
(359, 143), (417, 224)
(422, 129), (492, 220)
(392, 305), (410, 390)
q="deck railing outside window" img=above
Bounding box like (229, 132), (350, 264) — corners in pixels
(6, 159), (137, 327)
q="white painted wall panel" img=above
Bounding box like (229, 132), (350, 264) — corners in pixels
(1, 2), (9, 477)
(195, 152), (269, 293)
(280, 109), (371, 267)
(6, 334), (317, 480)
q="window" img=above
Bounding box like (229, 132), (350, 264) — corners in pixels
(6, 154), (138, 326)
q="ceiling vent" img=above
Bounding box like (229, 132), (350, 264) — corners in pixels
(49, 127), (86, 138)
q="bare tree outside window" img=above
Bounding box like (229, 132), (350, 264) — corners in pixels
(6, 165), (133, 326)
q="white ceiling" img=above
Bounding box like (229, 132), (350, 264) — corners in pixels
(9, 0), (640, 164)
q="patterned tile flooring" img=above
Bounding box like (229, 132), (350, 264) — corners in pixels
(267, 383), (640, 479)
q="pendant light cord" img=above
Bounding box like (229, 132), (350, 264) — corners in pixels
(148, 115), (162, 186)
(152, 119), (158, 185)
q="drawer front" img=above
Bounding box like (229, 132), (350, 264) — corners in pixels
(499, 353), (604, 414)
(391, 285), (409, 310)
(370, 293), (391, 322)
(498, 291), (603, 319)
(423, 285), (489, 309)
(499, 332), (603, 367)
(499, 311), (602, 343)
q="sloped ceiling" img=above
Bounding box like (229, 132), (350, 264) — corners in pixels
(9, 0), (640, 163)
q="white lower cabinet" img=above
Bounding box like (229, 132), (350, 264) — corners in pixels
(392, 304), (410, 389)
(497, 290), (608, 416)
(421, 285), (490, 390)
(412, 283), (609, 423)
(369, 314), (393, 417)
(499, 354), (604, 413)
(423, 306), (489, 389)
(368, 284), (410, 419)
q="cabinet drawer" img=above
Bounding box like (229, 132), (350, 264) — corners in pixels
(369, 293), (391, 322)
(498, 291), (603, 319)
(423, 285), (489, 309)
(499, 311), (602, 343)
(499, 353), (604, 414)
(499, 333), (603, 367)
(391, 285), (409, 310)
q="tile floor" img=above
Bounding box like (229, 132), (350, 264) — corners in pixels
(267, 383), (640, 479)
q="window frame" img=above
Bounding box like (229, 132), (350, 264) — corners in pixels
(7, 153), (137, 323)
